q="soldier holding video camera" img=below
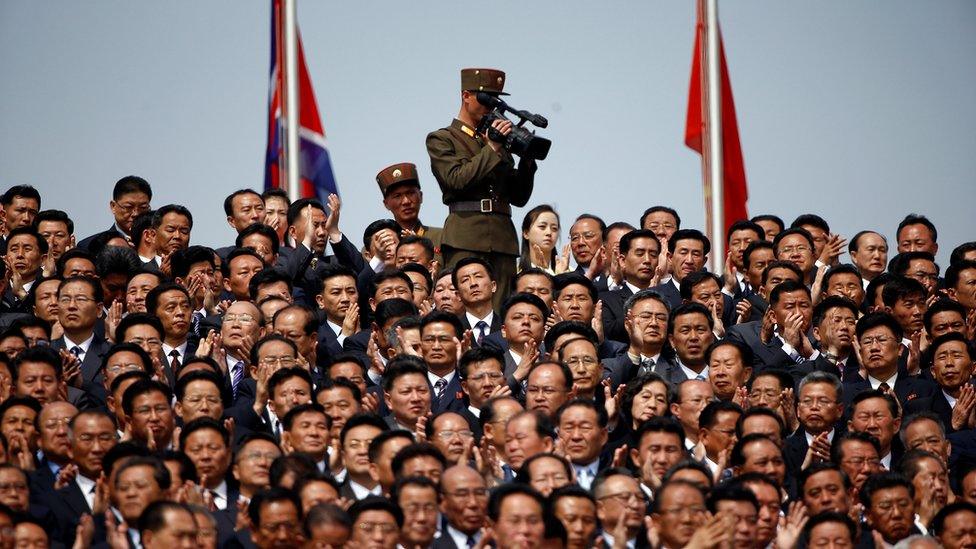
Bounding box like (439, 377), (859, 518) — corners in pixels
(426, 68), (541, 311)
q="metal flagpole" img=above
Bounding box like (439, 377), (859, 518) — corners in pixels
(283, 0), (301, 201)
(704, 0), (725, 275)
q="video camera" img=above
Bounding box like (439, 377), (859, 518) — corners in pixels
(475, 92), (552, 161)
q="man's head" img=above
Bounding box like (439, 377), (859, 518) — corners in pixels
(57, 276), (103, 338)
(931, 501), (976, 549)
(459, 347), (506, 411)
(624, 290), (670, 353)
(797, 371), (844, 435)
(138, 500), (197, 549)
(729, 434), (786, 488)
(901, 412), (951, 462)
(487, 484), (547, 549)
(68, 410), (118, 479)
(552, 274), (597, 324)
(382, 356), (432, 429)
(151, 205), (193, 255)
(667, 229), (709, 283)
(812, 296), (859, 356)
(769, 279), (814, 335)
(617, 229), (661, 287)
(12, 346), (63, 405)
(504, 410), (555, 469)
(248, 487), (304, 548)
(856, 312), (905, 380)
(896, 214), (938, 255)
(640, 206), (680, 242)
(697, 401), (742, 461)
(550, 485), (598, 549)
(525, 361), (572, 418)
(223, 189), (265, 232)
(220, 300), (262, 353)
(36, 400), (77, 465)
(452, 257), (496, 310)
(282, 402), (330, 463)
(882, 276), (928, 335)
(849, 230), (889, 281)
(772, 228), (816, 278)
(667, 303), (714, 368)
(108, 176), (152, 234)
(705, 340), (752, 401)
(391, 476), (439, 547)
(669, 379), (714, 439)
(802, 512), (857, 549)
(146, 283), (191, 342)
(419, 310), (463, 374)
(427, 411), (472, 466)
(800, 462), (852, 516)
(629, 416), (686, 481)
(831, 431), (883, 491)
(742, 240), (775, 291)
(651, 480), (708, 549)
(726, 220), (765, 270)
(122, 379), (175, 448)
(518, 452), (572, 497)
(555, 399), (608, 466)
(569, 214), (605, 268)
(706, 484), (760, 549)
(232, 433), (282, 497)
(0, 185), (40, 232)
(821, 264), (866, 307)
(861, 472), (916, 545)
(946, 260), (976, 310)
(112, 456), (171, 523)
(593, 468), (646, 540)
(440, 464), (488, 535)
(178, 418), (231, 489)
(339, 414), (387, 482)
(377, 162), (424, 228)
(367, 429), (415, 491)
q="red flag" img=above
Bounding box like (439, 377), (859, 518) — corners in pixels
(685, 2), (748, 233)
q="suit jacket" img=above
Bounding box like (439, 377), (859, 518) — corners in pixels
(791, 354), (856, 388)
(574, 264), (609, 292)
(431, 372), (466, 414)
(316, 322), (344, 367)
(929, 390), (956, 433)
(42, 479), (101, 547)
(651, 356), (690, 386)
(599, 286), (635, 344)
(52, 333), (112, 385)
(431, 532), (462, 549)
(650, 279), (683, 310)
(77, 225), (126, 252)
(459, 311), (502, 345)
(744, 293), (768, 323)
(784, 425), (848, 475)
(426, 119), (536, 255)
(726, 321), (811, 371)
(841, 375), (939, 412)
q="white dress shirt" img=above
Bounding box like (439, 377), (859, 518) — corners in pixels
(76, 474), (97, 512)
(869, 372), (898, 391)
(465, 311), (494, 338)
(349, 479), (382, 500)
(64, 333), (95, 362)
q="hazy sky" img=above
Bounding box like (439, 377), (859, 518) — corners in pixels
(1, 1), (974, 266)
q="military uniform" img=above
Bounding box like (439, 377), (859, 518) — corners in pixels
(426, 68), (537, 310)
(375, 162), (444, 264)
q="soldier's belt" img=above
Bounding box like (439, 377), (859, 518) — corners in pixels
(448, 199), (512, 216)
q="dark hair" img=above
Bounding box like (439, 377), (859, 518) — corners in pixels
(507, 410), (556, 441)
(390, 442), (447, 477)
(848, 230), (887, 254)
(543, 321), (598, 354)
(501, 292), (549, 322)
(623, 288), (671, 316)
(130, 211), (154, 250)
(339, 413), (388, 446)
(667, 302), (713, 335)
(950, 242), (976, 266)
(452, 256), (495, 286)
(552, 272), (597, 304)
(151, 204), (193, 230)
(174, 370), (223, 403)
(631, 416), (685, 450)
(888, 251), (938, 279)
(742, 240), (774, 271)
(899, 449), (945, 483)
(855, 311), (904, 342)
(237, 223), (280, 255)
(729, 433), (782, 468)
(11, 346), (62, 381)
(572, 213), (606, 234)
(679, 271), (722, 300)
(812, 295), (859, 327)
(750, 214), (784, 234)
(550, 484), (597, 507)
(772, 227), (815, 256)
(398, 236), (435, 262)
(519, 205), (560, 270)
(58, 274), (104, 305)
(362, 219), (401, 250)
(419, 309), (464, 340)
(512, 267), (554, 295)
(698, 401), (743, 430)
(114, 456), (172, 490)
(555, 398), (608, 428)
(924, 299), (967, 335)
(851, 389), (900, 420)
(400, 262), (433, 295)
(100, 342), (153, 376)
(760, 260), (803, 287)
(896, 214), (938, 244)
(726, 220), (765, 243)
(369, 271), (414, 301)
(0, 396), (41, 425)
(880, 275), (926, 307)
(286, 198), (325, 227)
(653, 478), (706, 512)
(367, 429), (414, 463)
(830, 431), (882, 465)
(223, 247), (265, 278)
(864, 272), (895, 312)
(0, 185), (40, 206)
(515, 452), (572, 485)
(661, 460), (713, 487)
(640, 206), (680, 230)
(138, 500), (192, 537)
(170, 246), (216, 281)
(791, 214), (830, 234)
(801, 511), (857, 544)
(528, 361), (573, 391)
(486, 484), (545, 522)
(145, 282), (190, 316)
(381, 355), (428, 392)
(268, 367), (313, 401)
(945, 259), (976, 291)
(282, 402), (329, 432)
(797, 462), (851, 494)
(102, 441), (151, 478)
(706, 483), (759, 514)
(113, 176), (152, 201)
(390, 476), (439, 508)
(820, 264), (862, 294)
(348, 495), (404, 528)
(930, 501), (976, 537)
(703, 339), (753, 368)
(603, 221), (636, 243)
(248, 487), (301, 528)
(268, 454), (316, 487)
(769, 279), (811, 307)
(667, 228), (710, 255)
(620, 372), (673, 428)
(859, 472), (914, 508)
(33, 209), (74, 235)
(121, 378), (173, 416)
(223, 189), (263, 217)
(619, 229), (660, 256)
(178, 417), (229, 450)
(458, 347), (505, 381)
(6, 227), (48, 255)
(736, 407), (787, 441)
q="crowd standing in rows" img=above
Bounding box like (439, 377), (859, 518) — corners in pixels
(0, 69), (975, 549)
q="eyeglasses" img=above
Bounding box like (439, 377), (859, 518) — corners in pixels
(260, 356), (296, 367)
(467, 372), (504, 382)
(798, 398), (837, 408)
(646, 222), (676, 231)
(224, 313), (256, 325)
(599, 491), (644, 505)
(860, 336), (893, 346)
(58, 295), (95, 306)
(241, 451), (281, 463)
(260, 522), (299, 534)
(105, 363), (144, 374)
(133, 404), (171, 416)
(564, 356), (598, 367)
(779, 245), (810, 254)
(658, 506), (707, 518)
(435, 430), (474, 440)
(42, 417), (72, 430)
(569, 231), (599, 242)
(346, 438), (374, 450)
(356, 522), (399, 534)
(875, 498), (913, 514)
(128, 337), (162, 348)
(114, 202), (151, 214)
(0, 482), (27, 492)
(842, 457), (881, 468)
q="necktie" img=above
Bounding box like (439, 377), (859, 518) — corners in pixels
(169, 349), (181, 375)
(70, 346), (82, 357)
(434, 378), (448, 398)
(879, 382), (891, 393)
(191, 311), (204, 337)
(637, 358), (655, 378)
(695, 373), (706, 381)
(231, 361), (244, 399)
(475, 320), (488, 346)
(466, 536), (476, 549)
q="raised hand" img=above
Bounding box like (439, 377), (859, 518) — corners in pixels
(60, 349), (83, 388)
(801, 431), (832, 469)
(104, 300), (124, 343)
(611, 444), (629, 468)
(324, 193), (342, 241)
(760, 308), (776, 345)
(104, 511), (130, 549)
(555, 243), (571, 274)
(530, 243), (549, 269)
(710, 299), (726, 338)
(732, 386), (749, 410)
(775, 501), (809, 549)
(951, 383), (976, 431)
(683, 511), (733, 549)
(818, 233), (847, 267)
(734, 298), (752, 324)
(592, 300), (605, 343)
(584, 246), (607, 280)
(414, 412), (432, 443)
(55, 463), (79, 490)
(341, 302), (360, 337)
(72, 513), (94, 549)
(779, 388), (799, 432)
(723, 251), (738, 293)
(362, 391), (380, 413)
(811, 263), (829, 304)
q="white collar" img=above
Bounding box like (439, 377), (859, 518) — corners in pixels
(210, 480), (229, 510)
(467, 405), (481, 418)
(447, 524), (480, 549)
(943, 390), (958, 408)
(161, 341), (188, 360)
(602, 531), (636, 549)
(427, 369), (456, 387)
(465, 311), (493, 330)
(677, 358), (708, 381)
(326, 319), (343, 336)
(349, 479), (381, 500)
(64, 333), (95, 354)
(805, 428), (835, 446)
(869, 371), (898, 391)
(627, 351), (662, 365)
(623, 280), (644, 295)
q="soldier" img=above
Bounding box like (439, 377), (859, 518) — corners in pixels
(375, 162), (443, 264)
(427, 68), (538, 311)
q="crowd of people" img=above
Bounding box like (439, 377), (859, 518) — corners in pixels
(0, 72), (974, 549)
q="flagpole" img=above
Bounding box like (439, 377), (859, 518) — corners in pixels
(703, 0), (725, 274)
(283, 0), (301, 201)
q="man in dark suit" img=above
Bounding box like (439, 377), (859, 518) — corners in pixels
(793, 296), (862, 385)
(739, 240), (777, 322)
(419, 311), (467, 415)
(29, 401), (78, 497)
(453, 257), (501, 345)
(569, 214), (609, 291)
(727, 279), (818, 372)
(927, 332), (973, 432)
(651, 229), (711, 311)
(601, 229), (663, 343)
(842, 312), (938, 414)
(433, 465), (488, 549)
(654, 303), (714, 386)
(426, 68), (537, 313)
(722, 220), (766, 301)
(77, 176), (151, 251)
(785, 371), (847, 474)
(0, 185), (42, 257)
(145, 283), (199, 389)
(555, 400), (612, 491)
(51, 276), (112, 391)
(485, 293), (547, 380)
(2, 228), (48, 313)
(678, 271), (738, 336)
